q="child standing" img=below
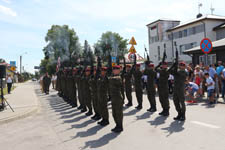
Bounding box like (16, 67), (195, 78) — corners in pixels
(204, 73), (215, 104)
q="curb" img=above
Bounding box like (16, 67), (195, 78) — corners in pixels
(0, 106), (39, 125)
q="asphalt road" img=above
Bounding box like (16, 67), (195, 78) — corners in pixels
(0, 82), (225, 150)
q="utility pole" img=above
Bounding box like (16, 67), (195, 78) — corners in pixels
(20, 55), (22, 74)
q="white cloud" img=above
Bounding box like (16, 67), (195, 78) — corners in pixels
(0, 5), (17, 16)
(1, 0), (11, 4)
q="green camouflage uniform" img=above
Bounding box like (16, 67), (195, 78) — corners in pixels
(83, 75), (92, 112)
(132, 69), (143, 107)
(171, 68), (187, 117)
(97, 76), (109, 121)
(109, 75), (124, 129)
(144, 68), (157, 109)
(156, 68), (170, 112)
(124, 70), (133, 105)
(89, 76), (99, 116)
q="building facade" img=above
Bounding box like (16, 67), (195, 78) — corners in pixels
(147, 15), (225, 64)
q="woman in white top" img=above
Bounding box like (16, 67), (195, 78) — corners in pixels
(6, 74), (13, 94)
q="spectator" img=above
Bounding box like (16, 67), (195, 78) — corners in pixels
(216, 61), (224, 93)
(6, 74), (13, 94)
(185, 80), (199, 103)
(168, 74), (174, 94)
(204, 73), (215, 104)
(222, 68), (225, 99)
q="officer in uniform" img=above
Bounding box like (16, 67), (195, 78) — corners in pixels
(124, 64), (133, 107)
(109, 65), (124, 133)
(76, 67), (83, 110)
(155, 62), (170, 116)
(170, 62), (187, 121)
(71, 68), (78, 107)
(43, 72), (51, 95)
(144, 63), (157, 112)
(80, 69), (87, 113)
(132, 64), (143, 110)
(56, 70), (62, 97)
(83, 67), (93, 116)
(97, 67), (109, 126)
(89, 67), (101, 120)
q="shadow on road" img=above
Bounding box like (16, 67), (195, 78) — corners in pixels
(73, 125), (104, 138)
(148, 115), (168, 127)
(136, 111), (151, 120)
(71, 119), (95, 129)
(161, 121), (185, 137)
(124, 109), (140, 116)
(80, 132), (120, 150)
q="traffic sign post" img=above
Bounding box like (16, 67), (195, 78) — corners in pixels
(200, 38), (213, 66)
(200, 38), (213, 54)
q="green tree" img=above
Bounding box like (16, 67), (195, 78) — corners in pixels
(94, 31), (128, 62)
(41, 25), (82, 74)
(0, 58), (6, 63)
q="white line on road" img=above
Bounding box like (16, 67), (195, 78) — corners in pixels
(191, 121), (221, 129)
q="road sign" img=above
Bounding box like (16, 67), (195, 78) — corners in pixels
(200, 38), (213, 54)
(129, 37), (137, 45)
(129, 45), (136, 53)
(111, 56), (116, 63)
(11, 66), (16, 71)
(128, 53), (136, 61)
(112, 63), (116, 66)
(10, 61), (16, 67)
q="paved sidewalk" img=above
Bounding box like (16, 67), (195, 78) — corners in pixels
(0, 81), (39, 124)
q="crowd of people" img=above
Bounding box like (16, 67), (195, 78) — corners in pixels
(40, 60), (225, 133)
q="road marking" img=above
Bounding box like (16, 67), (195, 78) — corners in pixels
(191, 121), (221, 129)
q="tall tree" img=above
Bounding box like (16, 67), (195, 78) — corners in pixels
(40, 25), (81, 74)
(94, 31), (128, 62)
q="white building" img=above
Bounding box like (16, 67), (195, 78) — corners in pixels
(147, 14), (225, 65)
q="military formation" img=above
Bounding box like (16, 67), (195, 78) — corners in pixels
(53, 54), (187, 133)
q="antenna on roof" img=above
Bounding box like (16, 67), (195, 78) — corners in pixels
(210, 4), (215, 15)
(197, 3), (203, 18)
(198, 3), (203, 14)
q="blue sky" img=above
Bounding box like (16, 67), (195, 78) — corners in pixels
(0, 0), (225, 73)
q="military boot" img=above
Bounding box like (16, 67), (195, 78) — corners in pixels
(81, 107), (87, 113)
(162, 109), (169, 116)
(173, 112), (182, 121)
(77, 105), (83, 110)
(85, 110), (93, 116)
(135, 104), (142, 110)
(98, 119), (109, 126)
(111, 124), (123, 133)
(125, 101), (133, 107)
(179, 112), (186, 121)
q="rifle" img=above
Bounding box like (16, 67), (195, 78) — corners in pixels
(162, 43), (167, 64)
(174, 42), (179, 71)
(145, 46), (150, 66)
(107, 54), (112, 77)
(121, 57), (126, 77)
(95, 56), (101, 79)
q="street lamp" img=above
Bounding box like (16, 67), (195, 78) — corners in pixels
(20, 52), (27, 74)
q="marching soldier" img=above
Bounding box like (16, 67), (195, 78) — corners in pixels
(155, 62), (170, 116)
(89, 67), (101, 120)
(170, 62), (187, 121)
(132, 64), (143, 110)
(109, 65), (124, 133)
(97, 67), (109, 126)
(144, 63), (157, 112)
(124, 64), (133, 107)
